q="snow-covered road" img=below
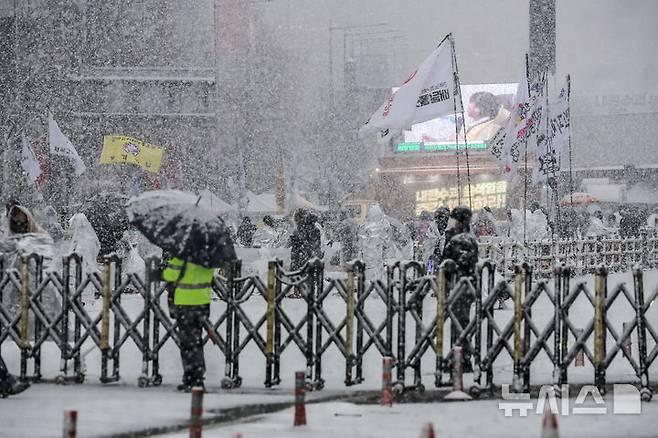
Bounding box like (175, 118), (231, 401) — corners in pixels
(1, 269), (656, 437)
(160, 399), (658, 438)
(0, 383), (333, 437)
(4, 383), (656, 437)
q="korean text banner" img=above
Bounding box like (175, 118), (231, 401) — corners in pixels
(100, 136), (164, 173)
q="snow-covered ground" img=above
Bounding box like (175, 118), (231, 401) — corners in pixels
(1, 268), (656, 437)
(0, 383), (337, 437)
(160, 399), (658, 438)
(4, 384), (656, 437)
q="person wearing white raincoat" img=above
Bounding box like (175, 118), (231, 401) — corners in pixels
(65, 213), (101, 276)
(358, 204), (396, 281)
(0, 204), (61, 329)
(252, 216), (279, 249)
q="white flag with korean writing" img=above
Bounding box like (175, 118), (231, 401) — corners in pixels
(533, 77), (570, 183)
(49, 112), (86, 175)
(360, 36), (460, 135)
(501, 72), (546, 180)
(21, 132), (41, 186)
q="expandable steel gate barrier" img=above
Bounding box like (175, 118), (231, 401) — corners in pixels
(0, 253), (656, 400)
(479, 233), (658, 278)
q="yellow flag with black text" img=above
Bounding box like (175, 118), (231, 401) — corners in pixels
(100, 136), (163, 173)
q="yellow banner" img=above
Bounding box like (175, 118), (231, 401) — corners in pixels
(100, 136), (163, 173)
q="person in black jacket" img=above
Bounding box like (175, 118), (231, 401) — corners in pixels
(236, 216), (256, 247)
(289, 209), (322, 270)
(0, 355), (29, 397)
(289, 209), (307, 270)
(431, 207), (450, 268)
(441, 206), (478, 372)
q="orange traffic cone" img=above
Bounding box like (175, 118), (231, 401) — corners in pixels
(540, 408), (559, 438)
(420, 422), (436, 438)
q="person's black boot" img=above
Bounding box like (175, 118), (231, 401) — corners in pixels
(176, 383), (192, 393)
(0, 375), (30, 398)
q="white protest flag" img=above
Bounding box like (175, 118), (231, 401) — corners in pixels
(527, 74), (548, 154)
(49, 111), (86, 175)
(549, 77), (570, 163)
(21, 132), (41, 186)
(487, 125), (507, 166)
(502, 70), (547, 180)
(496, 67), (528, 179)
(360, 35), (460, 135)
(533, 76), (570, 183)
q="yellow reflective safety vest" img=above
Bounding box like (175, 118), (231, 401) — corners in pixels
(162, 257), (214, 306)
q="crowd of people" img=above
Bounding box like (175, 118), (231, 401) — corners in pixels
(1, 194), (657, 395)
(227, 201), (658, 278)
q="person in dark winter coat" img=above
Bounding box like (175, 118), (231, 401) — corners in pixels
(303, 212), (322, 260)
(441, 206), (478, 372)
(0, 354), (29, 397)
(431, 207), (450, 268)
(289, 209), (307, 270)
(619, 206), (643, 238)
(236, 216), (256, 247)
(288, 209), (322, 270)
(336, 210), (358, 264)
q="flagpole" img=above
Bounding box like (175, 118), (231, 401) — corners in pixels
(523, 54), (530, 245)
(449, 34), (472, 209)
(567, 74), (573, 208)
(447, 34), (462, 206)
(544, 76), (553, 240)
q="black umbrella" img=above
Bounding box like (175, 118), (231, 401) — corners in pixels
(126, 190), (236, 268)
(82, 191), (130, 256)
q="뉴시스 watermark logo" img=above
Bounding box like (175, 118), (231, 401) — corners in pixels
(498, 384), (642, 417)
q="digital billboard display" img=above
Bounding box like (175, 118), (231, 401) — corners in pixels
(395, 83), (517, 153)
(415, 180), (508, 214)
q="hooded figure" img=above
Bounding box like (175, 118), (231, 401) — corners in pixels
(236, 217), (256, 247)
(472, 207), (497, 238)
(7, 204), (45, 234)
(302, 212), (322, 260)
(66, 213), (101, 276)
(426, 207), (450, 273)
(37, 206), (65, 242)
(288, 209), (322, 271)
(0, 204), (60, 328)
(441, 206), (478, 372)
(252, 215), (279, 248)
(586, 210), (612, 237)
(336, 211), (358, 265)
(358, 204), (394, 281)
(116, 229), (148, 280)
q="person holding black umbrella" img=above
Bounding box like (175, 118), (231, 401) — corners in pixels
(126, 190), (237, 392)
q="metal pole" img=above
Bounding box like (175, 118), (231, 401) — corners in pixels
(435, 265), (446, 387)
(523, 54), (531, 244)
(189, 387), (204, 438)
(62, 410), (77, 438)
(567, 74), (574, 208)
(293, 371), (307, 426)
(265, 261), (275, 385)
(380, 356), (393, 406)
(594, 266), (607, 392)
(449, 38), (462, 204)
(450, 34), (471, 209)
(513, 265), (523, 391)
(451, 346), (464, 393)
